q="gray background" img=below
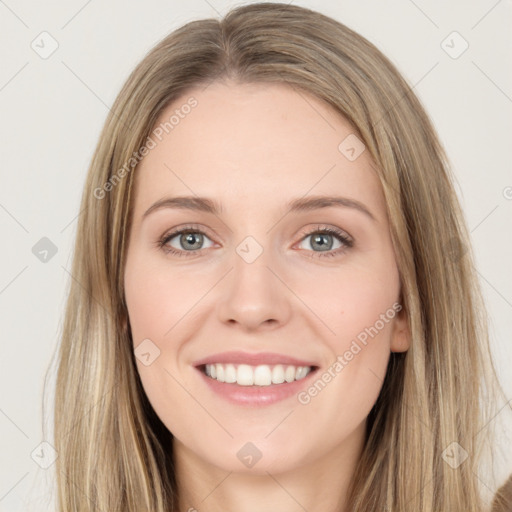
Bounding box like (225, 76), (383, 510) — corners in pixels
(0, 0), (511, 509)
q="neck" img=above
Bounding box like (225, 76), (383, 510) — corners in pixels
(173, 424), (365, 512)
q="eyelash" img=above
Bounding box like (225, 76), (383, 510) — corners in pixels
(156, 224), (354, 259)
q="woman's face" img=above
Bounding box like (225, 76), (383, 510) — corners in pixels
(124, 81), (409, 475)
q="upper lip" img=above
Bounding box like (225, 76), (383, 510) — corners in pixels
(193, 351), (318, 368)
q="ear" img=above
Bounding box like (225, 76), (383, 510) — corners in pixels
(390, 304), (411, 353)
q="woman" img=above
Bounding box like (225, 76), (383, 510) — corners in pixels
(53, 3), (507, 510)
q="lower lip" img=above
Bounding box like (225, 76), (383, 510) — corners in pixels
(197, 368), (317, 406)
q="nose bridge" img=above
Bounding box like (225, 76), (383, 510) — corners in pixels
(216, 233), (291, 329)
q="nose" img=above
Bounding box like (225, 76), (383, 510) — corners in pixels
(216, 242), (292, 332)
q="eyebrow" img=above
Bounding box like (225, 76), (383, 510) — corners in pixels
(142, 195), (376, 222)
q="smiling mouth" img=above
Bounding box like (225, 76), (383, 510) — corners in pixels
(200, 363), (316, 386)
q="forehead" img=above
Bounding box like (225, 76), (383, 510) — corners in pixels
(134, 80), (385, 216)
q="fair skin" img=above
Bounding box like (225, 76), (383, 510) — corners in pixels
(124, 80), (410, 512)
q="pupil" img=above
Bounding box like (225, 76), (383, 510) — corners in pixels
(312, 233), (332, 251)
(182, 232), (202, 250)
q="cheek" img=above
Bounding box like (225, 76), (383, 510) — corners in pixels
(124, 253), (206, 343)
(289, 256), (400, 410)
(125, 255), (193, 436)
(290, 256), (401, 350)
(295, 257), (400, 418)
(124, 255), (216, 431)
(334, 278), (399, 361)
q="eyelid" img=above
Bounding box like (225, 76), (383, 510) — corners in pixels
(292, 224), (354, 257)
(295, 224), (353, 246)
(157, 224), (216, 255)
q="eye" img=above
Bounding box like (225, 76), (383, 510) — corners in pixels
(296, 226), (353, 258)
(158, 226), (214, 256)
(157, 224), (353, 258)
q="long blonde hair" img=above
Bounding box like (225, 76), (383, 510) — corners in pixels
(52, 3), (502, 510)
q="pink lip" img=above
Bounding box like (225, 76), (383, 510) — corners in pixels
(193, 351), (318, 407)
(193, 351), (317, 367)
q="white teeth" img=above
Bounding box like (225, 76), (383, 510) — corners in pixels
(271, 365), (285, 384)
(284, 365), (296, 383)
(254, 365), (272, 386)
(224, 364), (237, 383)
(295, 366), (309, 380)
(216, 363), (225, 383)
(203, 363), (312, 386)
(237, 364), (254, 386)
